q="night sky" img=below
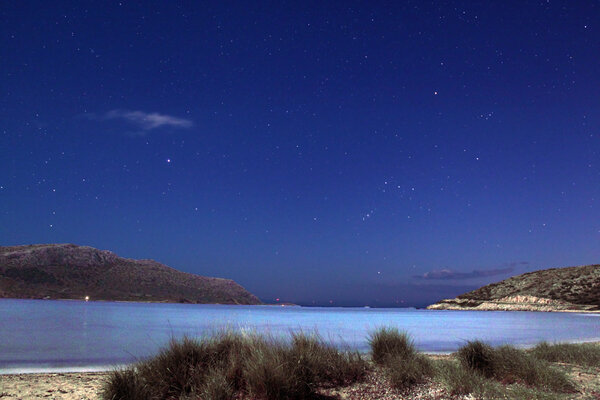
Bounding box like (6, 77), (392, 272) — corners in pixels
(2, 1), (599, 307)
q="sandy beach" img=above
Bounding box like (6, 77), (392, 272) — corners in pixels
(0, 372), (108, 400)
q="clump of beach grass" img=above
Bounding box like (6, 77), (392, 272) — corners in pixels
(200, 368), (235, 400)
(434, 359), (566, 400)
(457, 340), (496, 378)
(102, 368), (149, 400)
(494, 345), (574, 392)
(242, 332), (367, 399)
(456, 341), (575, 393)
(434, 358), (493, 396)
(103, 328), (592, 400)
(102, 330), (367, 400)
(368, 327), (434, 390)
(368, 327), (416, 364)
(289, 332), (367, 386)
(383, 352), (434, 390)
(531, 341), (600, 367)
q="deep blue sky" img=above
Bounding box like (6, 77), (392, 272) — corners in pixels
(2, 1), (599, 307)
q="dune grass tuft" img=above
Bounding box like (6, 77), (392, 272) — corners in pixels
(434, 359), (566, 400)
(102, 330), (367, 400)
(494, 345), (575, 392)
(102, 368), (149, 400)
(434, 359), (491, 396)
(200, 368), (235, 400)
(289, 332), (367, 386)
(368, 328), (434, 390)
(368, 327), (416, 364)
(531, 341), (600, 367)
(103, 328), (591, 400)
(384, 352), (434, 390)
(456, 341), (575, 393)
(457, 340), (496, 378)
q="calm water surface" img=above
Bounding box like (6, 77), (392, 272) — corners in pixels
(1, 299), (599, 372)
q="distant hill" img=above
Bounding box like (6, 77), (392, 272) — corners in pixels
(0, 244), (261, 304)
(428, 264), (600, 312)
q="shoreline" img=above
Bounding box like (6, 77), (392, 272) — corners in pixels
(4, 297), (600, 312)
(0, 365), (124, 375)
(427, 306), (600, 314)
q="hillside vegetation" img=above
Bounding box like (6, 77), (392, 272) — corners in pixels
(0, 244), (261, 304)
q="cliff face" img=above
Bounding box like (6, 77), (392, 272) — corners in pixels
(427, 264), (600, 312)
(0, 244), (261, 305)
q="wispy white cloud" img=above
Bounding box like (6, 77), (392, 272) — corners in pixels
(413, 262), (529, 280)
(101, 109), (193, 131)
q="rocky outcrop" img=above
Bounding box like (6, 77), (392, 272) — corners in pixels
(428, 264), (600, 312)
(0, 244), (261, 304)
(428, 295), (598, 312)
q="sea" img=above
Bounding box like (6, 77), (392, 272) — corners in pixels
(0, 299), (599, 373)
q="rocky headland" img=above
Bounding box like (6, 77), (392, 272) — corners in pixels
(428, 264), (600, 312)
(0, 243), (261, 304)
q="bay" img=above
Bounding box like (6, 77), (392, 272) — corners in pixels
(0, 299), (598, 373)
